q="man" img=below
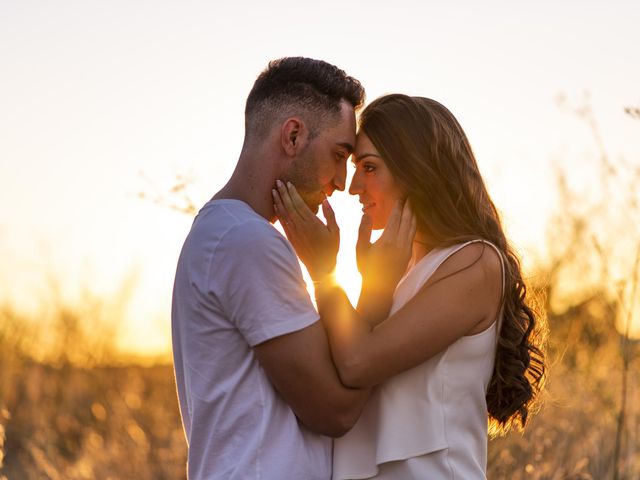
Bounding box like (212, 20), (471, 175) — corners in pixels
(171, 57), (370, 480)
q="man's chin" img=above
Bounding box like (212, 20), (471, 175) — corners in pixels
(299, 194), (321, 214)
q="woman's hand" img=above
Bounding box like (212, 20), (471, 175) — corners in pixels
(357, 200), (417, 291)
(355, 200), (416, 326)
(272, 180), (339, 281)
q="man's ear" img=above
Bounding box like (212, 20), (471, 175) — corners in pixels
(281, 117), (308, 157)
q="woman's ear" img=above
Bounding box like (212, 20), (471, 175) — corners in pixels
(281, 117), (308, 157)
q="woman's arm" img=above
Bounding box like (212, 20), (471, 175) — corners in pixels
(315, 243), (502, 388)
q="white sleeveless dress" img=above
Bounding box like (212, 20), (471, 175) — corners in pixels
(333, 240), (504, 480)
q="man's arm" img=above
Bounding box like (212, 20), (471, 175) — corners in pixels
(254, 320), (369, 437)
(219, 219), (369, 438)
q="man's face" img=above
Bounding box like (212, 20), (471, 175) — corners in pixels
(285, 100), (356, 213)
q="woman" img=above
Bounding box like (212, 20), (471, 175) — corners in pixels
(273, 94), (546, 479)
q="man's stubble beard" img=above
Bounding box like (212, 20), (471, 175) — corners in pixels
(283, 146), (323, 214)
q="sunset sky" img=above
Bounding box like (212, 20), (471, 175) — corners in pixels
(2, 0), (639, 355)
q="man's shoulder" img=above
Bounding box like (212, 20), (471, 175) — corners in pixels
(196, 199), (279, 237)
(194, 199), (291, 255)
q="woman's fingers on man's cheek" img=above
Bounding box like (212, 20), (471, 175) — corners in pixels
(287, 182), (308, 216)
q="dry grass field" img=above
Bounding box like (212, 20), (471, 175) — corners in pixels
(1, 277), (639, 479)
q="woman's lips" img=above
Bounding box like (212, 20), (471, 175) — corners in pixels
(361, 202), (375, 213)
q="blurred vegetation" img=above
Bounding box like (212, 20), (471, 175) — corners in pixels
(487, 99), (640, 479)
(0, 278), (186, 479)
(1, 101), (639, 479)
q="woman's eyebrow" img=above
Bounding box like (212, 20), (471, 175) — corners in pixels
(353, 152), (383, 163)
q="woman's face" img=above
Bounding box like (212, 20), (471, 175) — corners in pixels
(349, 132), (406, 230)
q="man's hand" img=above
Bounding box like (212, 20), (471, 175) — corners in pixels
(273, 180), (340, 281)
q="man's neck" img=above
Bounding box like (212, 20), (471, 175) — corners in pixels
(213, 151), (278, 223)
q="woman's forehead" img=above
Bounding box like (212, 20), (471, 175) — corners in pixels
(355, 132), (376, 150)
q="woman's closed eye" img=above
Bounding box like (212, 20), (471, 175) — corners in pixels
(350, 161), (376, 174)
(363, 162), (376, 173)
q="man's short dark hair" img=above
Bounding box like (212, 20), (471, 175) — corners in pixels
(244, 57), (365, 141)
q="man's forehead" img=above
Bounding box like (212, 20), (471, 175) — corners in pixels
(317, 100), (356, 148)
(337, 101), (357, 140)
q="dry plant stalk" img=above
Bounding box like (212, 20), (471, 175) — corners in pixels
(136, 171), (199, 216)
(563, 95), (640, 479)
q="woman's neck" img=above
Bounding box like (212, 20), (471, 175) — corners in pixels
(411, 233), (434, 266)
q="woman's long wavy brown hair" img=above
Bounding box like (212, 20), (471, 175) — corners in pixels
(359, 94), (547, 435)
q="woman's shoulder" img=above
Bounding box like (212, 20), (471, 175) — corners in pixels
(431, 240), (502, 283)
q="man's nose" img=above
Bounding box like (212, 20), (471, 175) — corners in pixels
(332, 162), (347, 193)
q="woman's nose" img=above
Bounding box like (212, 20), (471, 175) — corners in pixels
(349, 170), (363, 195)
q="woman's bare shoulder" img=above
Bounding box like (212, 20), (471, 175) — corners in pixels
(429, 241), (502, 285)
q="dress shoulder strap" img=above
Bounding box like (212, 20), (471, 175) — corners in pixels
(421, 240), (504, 292)
(436, 240), (506, 343)
(392, 239), (506, 320)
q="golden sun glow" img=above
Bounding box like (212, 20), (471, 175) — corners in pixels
(334, 254), (363, 307)
(2, 1), (640, 357)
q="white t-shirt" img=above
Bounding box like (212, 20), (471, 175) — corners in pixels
(172, 199), (331, 480)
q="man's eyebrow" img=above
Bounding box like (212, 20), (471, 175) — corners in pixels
(336, 142), (354, 153)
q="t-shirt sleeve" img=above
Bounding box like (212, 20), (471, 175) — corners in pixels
(213, 220), (320, 346)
